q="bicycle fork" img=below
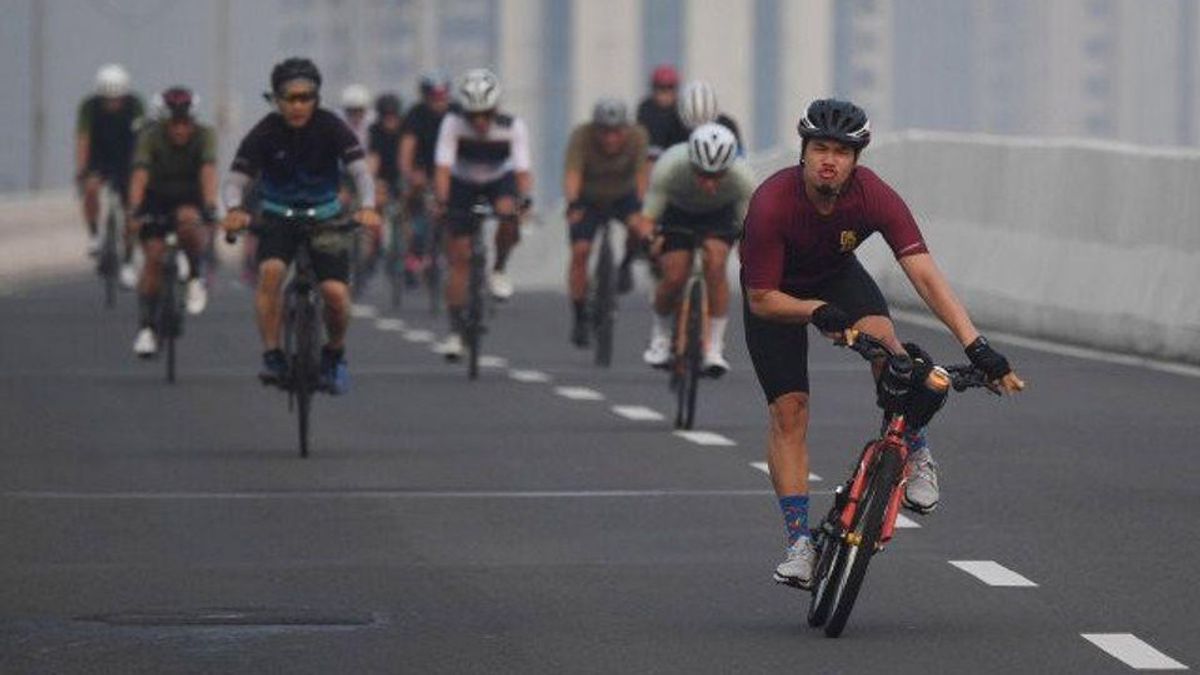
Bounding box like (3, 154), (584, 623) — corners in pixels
(838, 439), (909, 551)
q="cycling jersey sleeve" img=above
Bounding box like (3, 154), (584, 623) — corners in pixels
(863, 170), (929, 259)
(642, 160), (671, 221)
(564, 126), (587, 173)
(229, 119), (266, 177)
(75, 98), (93, 136)
(200, 126), (217, 164)
(511, 118), (532, 172)
(131, 126), (154, 170)
(333, 117), (366, 164)
(434, 115), (458, 168)
(739, 181), (788, 290)
(346, 158), (376, 209)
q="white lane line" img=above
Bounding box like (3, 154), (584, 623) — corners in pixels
(509, 369), (551, 383)
(749, 462), (821, 482)
(374, 318), (406, 331)
(894, 513), (921, 529)
(611, 405), (665, 422)
(1081, 633), (1188, 670)
(404, 329), (435, 343)
(675, 431), (737, 446)
(478, 355), (509, 369)
(350, 304), (378, 319)
(554, 386), (605, 401)
(948, 560), (1038, 587)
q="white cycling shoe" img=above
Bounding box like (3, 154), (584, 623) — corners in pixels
(489, 272), (514, 301)
(642, 335), (671, 368)
(434, 333), (464, 361)
(133, 327), (157, 358)
(119, 262), (138, 290)
(185, 278), (208, 315)
(774, 537), (816, 589)
(702, 349), (730, 377)
(903, 447), (940, 513)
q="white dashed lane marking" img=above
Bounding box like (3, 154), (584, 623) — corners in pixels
(611, 405), (665, 422)
(1081, 633), (1188, 670)
(374, 318), (406, 331)
(674, 431), (737, 446)
(894, 513), (921, 529)
(478, 355), (509, 369)
(554, 386), (605, 401)
(948, 560), (1038, 587)
(350, 304), (379, 319)
(509, 369), (551, 383)
(749, 462), (821, 483)
(404, 330), (436, 343)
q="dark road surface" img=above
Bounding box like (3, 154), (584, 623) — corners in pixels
(1, 270), (1196, 673)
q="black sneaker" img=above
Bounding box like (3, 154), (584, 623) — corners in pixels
(258, 349), (287, 386)
(570, 317), (590, 349)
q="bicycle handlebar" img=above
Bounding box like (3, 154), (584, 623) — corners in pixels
(223, 218), (360, 245)
(839, 329), (997, 395)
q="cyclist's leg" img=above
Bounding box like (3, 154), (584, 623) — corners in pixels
(613, 193), (644, 290)
(81, 173), (103, 237)
(442, 178), (480, 337)
(701, 234), (734, 364)
(644, 228), (691, 364)
(568, 204), (601, 324)
(174, 204), (206, 279)
(136, 218), (168, 332)
(490, 173), (520, 274)
(254, 222), (297, 351)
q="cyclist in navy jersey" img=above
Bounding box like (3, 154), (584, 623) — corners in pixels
(221, 58), (381, 395)
(740, 99), (1025, 589)
(399, 72), (453, 282)
(636, 65), (689, 161)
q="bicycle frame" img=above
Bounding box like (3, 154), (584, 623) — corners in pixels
(836, 418), (910, 550)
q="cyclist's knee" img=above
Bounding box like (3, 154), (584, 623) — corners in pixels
(569, 242), (591, 264)
(258, 259), (286, 291)
(769, 392), (810, 437)
(175, 205), (201, 227)
(320, 280), (350, 308)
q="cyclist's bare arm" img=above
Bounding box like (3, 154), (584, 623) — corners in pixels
(433, 166), (451, 207)
(898, 253), (1025, 393)
(563, 167), (582, 205)
(636, 160), (651, 202)
(746, 287), (829, 325)
(399, 134), (423, 188)
(220, 171), (254, 232)
(200, 163), (218, 210)
(366, 151), (381, 178)
(516, 171), (533, 201)
(127, 167), (149, 214)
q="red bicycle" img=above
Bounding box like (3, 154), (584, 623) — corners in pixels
(807, 330), (998, 638)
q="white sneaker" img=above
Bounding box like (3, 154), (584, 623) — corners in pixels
(904, 446), (940, 513)
(702, 349), (731, 377)
(87, 234), (102, 257)
(175, 252), (191, 282)
(774, 536), (817, 589)
(489, 272), (514, 301)
(119, 262), (138, 289)
(642, 334), (671, 368)
(185, 278), (208, 315)
(133, 327), (157, 358)
(434, 333), (464, 361)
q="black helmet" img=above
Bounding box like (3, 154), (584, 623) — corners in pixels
(270, 57), (322, 94)
(418, 70), (450, 97)
(797, 98), (871, 150)
(161, 86), (195, 120)
(375, 93), (402, 117)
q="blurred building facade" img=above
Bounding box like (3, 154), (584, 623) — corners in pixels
(6, 0), (1200, 195)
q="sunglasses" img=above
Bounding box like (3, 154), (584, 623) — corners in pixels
(694, 169), (727, 180)
(466, 111), (494, 122)
(279, 92), (317, 104)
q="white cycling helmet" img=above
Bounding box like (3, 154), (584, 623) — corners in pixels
(456, 68), (502, 113)
(96, 64), (131, 98)
(687, 123), (739, 173)
(678, 80), (719, 130)
(340, 83), (371, 110)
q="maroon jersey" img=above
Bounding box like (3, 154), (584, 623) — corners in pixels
(740, 165), (928, 294)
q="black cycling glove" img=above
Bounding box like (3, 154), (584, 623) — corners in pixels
(965, 336), (1012, 380)
(811, 304), (852, 334)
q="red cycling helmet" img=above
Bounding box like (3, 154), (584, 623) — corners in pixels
(650, 64), (680, 88)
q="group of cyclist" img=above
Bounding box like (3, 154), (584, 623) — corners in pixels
(76, 57), (1025, 590)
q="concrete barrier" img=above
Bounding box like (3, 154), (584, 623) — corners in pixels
(748, 131), (1200, 364)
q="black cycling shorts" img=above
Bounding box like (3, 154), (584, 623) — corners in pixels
(743, 257), (890, 402)
(446, 173), (518, 237)
(137, 192), (204, 241)
(569, 192), (641, 243)
(255, 215), (352, 283)
(659, 204), (739, 253)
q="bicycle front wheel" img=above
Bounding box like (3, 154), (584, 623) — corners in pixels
(293, 296), (320, 458)
(102, 213), (118, 308)
(161, 274), (179, 384)
(466, 245), (485, 381)
(681, 280), (705, 429)
(592, 234), (616, 368)
(824, 446), (903, 638)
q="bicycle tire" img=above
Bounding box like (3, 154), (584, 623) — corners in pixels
(466, 238), (484, 381)
(163, 274), (177, 384)
(682, 279), (704, 429)
(294, 295), (319, 458)
(592, 231), (615, 368)
(824, 446), (903, 638)
(102, 213), (118, 308)
(388, 224), (403, 309)
(808, 503), (849, 627)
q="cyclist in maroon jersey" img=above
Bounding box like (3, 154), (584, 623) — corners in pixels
(740, 99), (1025, 589)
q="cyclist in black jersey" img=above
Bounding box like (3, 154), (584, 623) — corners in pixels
(636, 65), (688, 162)
(400, 72), (452, 277)
(221, 58), (381, 395)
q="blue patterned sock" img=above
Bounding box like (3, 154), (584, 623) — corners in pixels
(779, 495), (810, 545)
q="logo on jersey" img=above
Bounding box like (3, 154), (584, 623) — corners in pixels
(839, 230), (859, 253)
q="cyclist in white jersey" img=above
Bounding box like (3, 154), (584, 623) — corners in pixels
(431, 68), (533, 359)
(638, 124), (756, 376)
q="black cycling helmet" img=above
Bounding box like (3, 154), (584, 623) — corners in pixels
(796, 98), (871, 150)
(418, 70), (450, 97)
(270, 57), (322, 94)
(161, 86), (194, 120)
(375, 92), (402, 117)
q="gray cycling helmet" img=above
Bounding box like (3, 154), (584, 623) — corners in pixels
(592, 98), (628, 128)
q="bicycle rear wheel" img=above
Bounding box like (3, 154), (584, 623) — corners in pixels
(102, 213), (118, 308)
(681, 280), (704, 429)
(824, 446), (903, 638)
(161, 266), (179, 384)
(466, 239), (484, 381)
(592, 232), (616, 367)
